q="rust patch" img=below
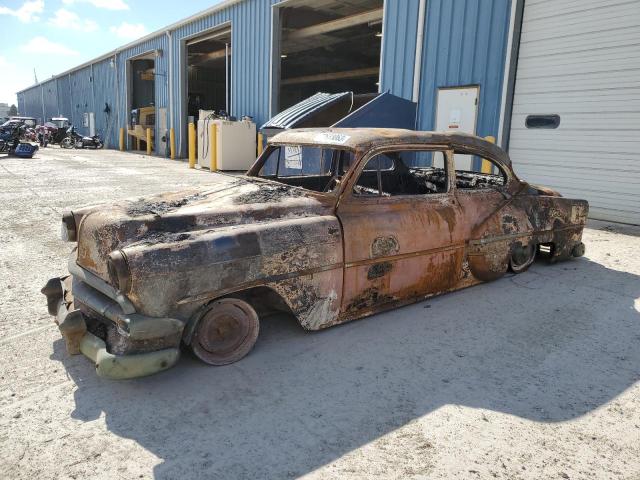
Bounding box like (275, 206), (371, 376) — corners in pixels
(345, 287), (394, 313)
(367, 262), (393, 280)
(371, 235), (399, 257)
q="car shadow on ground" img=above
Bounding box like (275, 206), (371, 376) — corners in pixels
(51, 257), (640, 479)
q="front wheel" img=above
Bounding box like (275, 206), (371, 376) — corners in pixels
(509, 243), (536, 273)
(60, 137), (74, 149)
(191, 297), (260, 366)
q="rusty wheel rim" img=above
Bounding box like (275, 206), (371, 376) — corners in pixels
(510, 243), (536, 273)
(192, 298), (259, 366)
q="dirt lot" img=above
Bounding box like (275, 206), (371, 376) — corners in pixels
(1, 147), (639, 479)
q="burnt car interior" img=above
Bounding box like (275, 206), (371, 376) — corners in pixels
(452, 150), (507, 189)
(353, 151), (449, 196)
(256, 145), (507, 196)
(258, 145), (355, 192)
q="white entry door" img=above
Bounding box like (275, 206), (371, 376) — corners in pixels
(436, 86), (479, 170)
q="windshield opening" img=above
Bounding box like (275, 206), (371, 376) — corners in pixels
(255, 145), (356, 193)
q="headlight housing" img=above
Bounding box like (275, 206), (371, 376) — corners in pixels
(107, 250), (131, 293)
(60, 211), (77, 242)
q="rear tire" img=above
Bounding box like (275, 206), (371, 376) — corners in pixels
(191, 297), (259, 366)
(509, 243), (536, 273)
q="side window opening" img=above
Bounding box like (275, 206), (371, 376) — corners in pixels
(353, 150), (448, 197)
(453, 151), (506, 190)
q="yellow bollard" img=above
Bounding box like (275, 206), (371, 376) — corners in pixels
(210, 123), (218, 171)
(257, 133), (263, 157)
(146, 128), (152, 155)
(169, 128), (175, 160)
(188, 122), (196, 169)
(119, 127), (124, 151)
(481, 135), (496, 173)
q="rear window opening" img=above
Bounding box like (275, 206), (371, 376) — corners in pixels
(453, 151), (507, 189)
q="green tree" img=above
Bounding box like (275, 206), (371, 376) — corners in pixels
(8, 104), (18, 116)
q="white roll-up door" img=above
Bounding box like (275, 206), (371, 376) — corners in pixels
(508, 0), (640, 224)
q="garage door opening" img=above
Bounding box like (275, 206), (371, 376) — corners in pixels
(127, 55), (156, 152)
(275, 0), (383, 112)
(186, 27), (231, 122)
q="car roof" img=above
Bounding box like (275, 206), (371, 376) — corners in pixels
(270, 128), (511, 167)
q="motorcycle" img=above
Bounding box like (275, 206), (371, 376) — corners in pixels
(61, 126), (103, 149)
(0, 123), (39, 158)
(48, 117), (70, 144)
(23, 127), (38, 142)
(37, 125), (52, 148)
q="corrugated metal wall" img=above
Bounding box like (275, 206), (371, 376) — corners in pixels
(15, 0), (513, 160)
(56, 76), (72, 122)
(170, 0), (280, 154)
(42, 80), (58, 119)
(18, 87), (42, 122)
(68, 66), (93, 136)
(92, 58), (117, 148)
(379, 0), (420, 100)
(416, 0), (512, 141)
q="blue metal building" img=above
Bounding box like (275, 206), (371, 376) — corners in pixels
(17, 0), (513, 158)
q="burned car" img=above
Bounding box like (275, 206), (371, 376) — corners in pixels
(43, 128), (588, 379)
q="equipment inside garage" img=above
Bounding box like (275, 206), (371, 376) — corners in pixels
(187, 27), (231, 119)
(127, 56), (155, 152)
(276, 0), (383, 111)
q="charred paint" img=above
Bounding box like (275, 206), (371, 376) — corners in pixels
(47, 127), (589, 377)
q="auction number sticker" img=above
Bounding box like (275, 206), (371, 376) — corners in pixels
(314, 132), (350, 144)
(284, 145), (303, 169)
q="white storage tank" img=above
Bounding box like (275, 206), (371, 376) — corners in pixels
(197, 116), (256, 171)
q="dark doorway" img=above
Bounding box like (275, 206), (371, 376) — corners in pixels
(186, 27), (231, 120)
(277, 0), (384, 111)
(128, 56), (156, 152)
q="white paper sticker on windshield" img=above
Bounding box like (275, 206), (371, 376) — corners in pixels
(314, 132), (350, 144)
(284, 145), (302, 169)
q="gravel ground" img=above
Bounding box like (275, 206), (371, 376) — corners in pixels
(1, 147), (639, 480)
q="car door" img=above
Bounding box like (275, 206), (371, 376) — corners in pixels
(450, 147), (526, 281)
(336, 145), (467, 319)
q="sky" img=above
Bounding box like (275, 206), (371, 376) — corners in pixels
(0, 0), (223, 106)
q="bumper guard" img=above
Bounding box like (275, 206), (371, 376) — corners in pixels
(42, 275), (181, 379)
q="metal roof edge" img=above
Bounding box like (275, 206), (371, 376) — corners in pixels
(17, 0), (245, 94)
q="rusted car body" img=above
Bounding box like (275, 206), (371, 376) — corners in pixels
(43, 128), (588, 379)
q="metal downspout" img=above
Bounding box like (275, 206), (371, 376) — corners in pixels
(166, 30), (174, 134)
(412, 0), (427, 103)
(40, 84), (45, 123)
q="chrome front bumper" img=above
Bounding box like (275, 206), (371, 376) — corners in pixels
(42, 267), (183, 379)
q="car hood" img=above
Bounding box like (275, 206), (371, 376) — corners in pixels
(75, 174), (335, 281)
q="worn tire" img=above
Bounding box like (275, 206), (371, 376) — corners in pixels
(509, 243), (536, 274)
(60, 137), (74, 149)
(191, 297), (259, 366)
